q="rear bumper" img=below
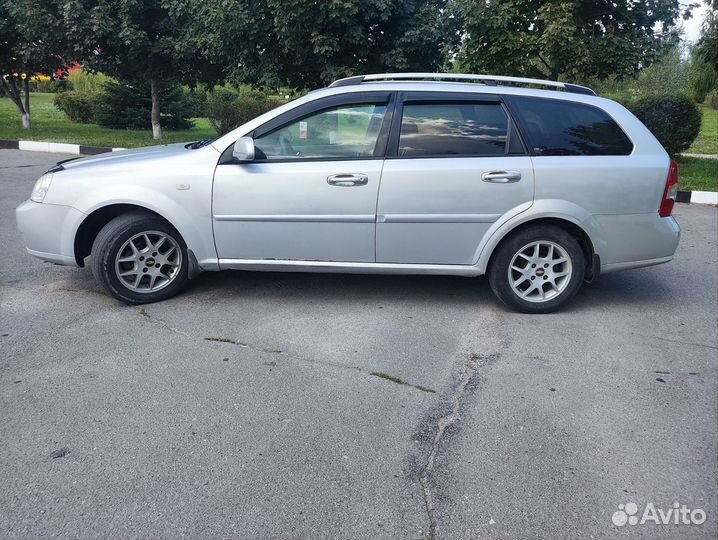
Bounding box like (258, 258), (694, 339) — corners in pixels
(15, 200), (85, 266)
(601, 255), (674, 273)
(597, 214), (680, 273)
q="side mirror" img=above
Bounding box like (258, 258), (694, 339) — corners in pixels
(232, 136), (255, 162)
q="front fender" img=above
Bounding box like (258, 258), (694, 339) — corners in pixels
(473, 199), (604, 273)
(71, 185), (218, 268)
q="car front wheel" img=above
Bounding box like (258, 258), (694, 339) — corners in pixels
(91, 212), (189, 304)
(488, 224), (585, 314)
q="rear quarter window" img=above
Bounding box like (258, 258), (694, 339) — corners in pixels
(508, 96), (633, 156)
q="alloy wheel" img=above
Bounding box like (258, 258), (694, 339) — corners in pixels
(114, 231), (182, 293)
(507, 240), (573, 303)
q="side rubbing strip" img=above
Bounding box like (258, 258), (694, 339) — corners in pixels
(213, 214), (375, 223)
(379, 214), (501, 224)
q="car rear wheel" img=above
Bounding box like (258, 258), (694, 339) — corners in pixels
(91, 213), (189, 304)
(488, 224), (585, 313)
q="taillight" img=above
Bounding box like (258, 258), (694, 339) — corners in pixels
(659, 160), (679, 217)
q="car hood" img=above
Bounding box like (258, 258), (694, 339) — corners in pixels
(54, 142), (208, 172)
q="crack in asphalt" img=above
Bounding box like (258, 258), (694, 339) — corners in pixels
(137, 304), (508, 537)
(417, 353), (499, 540)
(134, 307), (446, 392)
(631, 332), (718, 350)
(138, 308), (189, 336)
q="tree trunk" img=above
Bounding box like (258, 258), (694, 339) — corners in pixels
(1, 77), (30, 129)
(22, 78), (31, 129)
(150, 79), (161, 140)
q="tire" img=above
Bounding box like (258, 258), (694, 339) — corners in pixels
(487, 224), (585, 314)
(91, 212), (189, 304)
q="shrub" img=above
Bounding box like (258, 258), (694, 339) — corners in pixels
(207, 87), (263, 135)
(708, 90), (718, 111)
(53, 91), (101, 123)
(630, 94), (702, 156)
(53, 69), (112, 124)
(686, 57), (718, 104)
(205, 88), (239, 135)
(31, 76), (69, 93)
(265, 95), (288, 110)
(183, 86), (208, 117)
(591, 48), (689, 105)
(67, 68), (114, 94)
(206, 86), (290, 135)
(93, 80), (194, 130)
(599, 91), (632, 109)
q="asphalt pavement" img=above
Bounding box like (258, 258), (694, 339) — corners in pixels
(1, 149), (716, 539)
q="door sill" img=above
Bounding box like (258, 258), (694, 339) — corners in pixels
(216, 258), (481, 276)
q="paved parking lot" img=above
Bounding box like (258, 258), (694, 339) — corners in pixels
(1, 149), (716, 539)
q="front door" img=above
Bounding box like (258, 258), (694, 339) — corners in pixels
(376, 93), (534, 265)
(212, 93), (392, 262)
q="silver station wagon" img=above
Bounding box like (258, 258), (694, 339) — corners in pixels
(16, 73), (681, 313)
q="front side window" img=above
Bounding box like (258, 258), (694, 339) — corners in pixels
(509, 96), (633, 156)
(398, 102), (509, 157)
(254, 103), (387, 160)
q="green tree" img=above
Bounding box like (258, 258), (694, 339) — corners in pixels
(185, 0), (458, 89)
(686, 49), (717, 103)
(180, 0), (281, 88)
(94, 80), (195, 130)
(456, 0), (689, 82)
(63, 0), (197, 139)
(0, 0), (66, 129)
(695, 2), (717, 68)
(591, 45), (689, 103)
(687, 3), (717, 102)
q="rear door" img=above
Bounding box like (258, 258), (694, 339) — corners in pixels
(376, 92), (534, 265)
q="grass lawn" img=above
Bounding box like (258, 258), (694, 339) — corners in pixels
(675, 155), (718, 192)
(0, 93), (215, 148)
(687, 104), (717, 155)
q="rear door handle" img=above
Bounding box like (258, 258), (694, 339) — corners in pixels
(327, 173), (368, 186)
(481, 170), (522, 183)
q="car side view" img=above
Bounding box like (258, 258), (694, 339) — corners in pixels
(15, 73), (681, 313)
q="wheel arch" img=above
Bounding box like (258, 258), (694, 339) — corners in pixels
(74, 204), (179, 267)
(476, 201), (603, 279)
(490, 218), (597, 277)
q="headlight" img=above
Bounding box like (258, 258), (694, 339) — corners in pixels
(30, 173), (53, 203)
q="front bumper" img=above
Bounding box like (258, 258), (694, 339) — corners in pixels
(15, 200), (85, 266)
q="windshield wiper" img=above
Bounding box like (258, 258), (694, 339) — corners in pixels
(186, 139), (214, 149)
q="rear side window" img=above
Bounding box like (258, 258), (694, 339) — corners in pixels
(509, 96), (633, 156)
(398, 102), (511, 157)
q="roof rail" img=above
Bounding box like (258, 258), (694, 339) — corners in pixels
(328, 72), (597, 96)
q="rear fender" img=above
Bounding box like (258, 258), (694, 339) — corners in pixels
(474, 199), (604, 273)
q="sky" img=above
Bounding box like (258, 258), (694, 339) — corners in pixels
(679, 1), (710, 43)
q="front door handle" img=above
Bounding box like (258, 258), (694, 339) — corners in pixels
(327, 173), (368, 186)
(481, 170), (522, 183)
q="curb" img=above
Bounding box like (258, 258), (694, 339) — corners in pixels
(677, 190), (718, 206)
(0, 139), (126, 155)
(2, 139), (717, 206)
